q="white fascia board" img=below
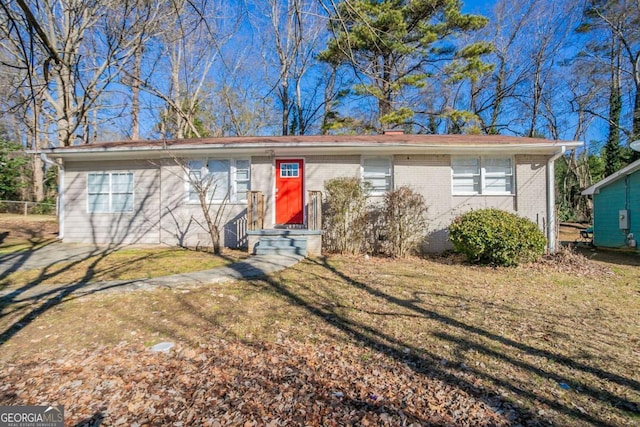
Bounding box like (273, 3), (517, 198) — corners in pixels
(44, 140), (583, 161)
(582, 158), (640, 195)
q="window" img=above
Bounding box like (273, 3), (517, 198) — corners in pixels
(280, 162), (300, 177)
(208, 159), (230, 201)
(87, 172), (134, 213)
(235, 160), (251, 201)
(452, 157), (513, 195)
(187, 159), (250, 203)
(451, 158), (480, 194)
(362, 157), (392, 195)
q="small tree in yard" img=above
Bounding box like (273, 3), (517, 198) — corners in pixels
(159, 155), (230, 255)
(185, 161), (228, 255)
(448, 208), (546, 267)
(323, 177), (370, 254)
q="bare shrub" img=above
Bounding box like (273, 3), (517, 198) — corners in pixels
(381, 186), (428, 257)
(322, 177), (370, 254)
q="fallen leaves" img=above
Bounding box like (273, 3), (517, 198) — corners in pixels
(522, 247), (613, 277)
(0, 339), (513, 426)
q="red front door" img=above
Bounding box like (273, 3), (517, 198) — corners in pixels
(275, 159), (304, 224)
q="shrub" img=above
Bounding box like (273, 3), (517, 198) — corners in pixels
(448, 208), (546, 266)
(381, 186), (428, 257)
(322, 177), (370, 254)
(32, 198), (56, 215)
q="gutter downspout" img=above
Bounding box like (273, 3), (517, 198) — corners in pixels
(546, 146), (566, 253)
(40, 153), (64, 240)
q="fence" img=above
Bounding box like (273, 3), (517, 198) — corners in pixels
(0, 200), (57, 216)
(247, 191), (265, 231)
(307, 190), (322, 230)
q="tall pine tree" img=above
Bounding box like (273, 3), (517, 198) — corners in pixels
(319, 0), (491, 131)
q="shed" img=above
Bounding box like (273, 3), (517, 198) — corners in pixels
(582, 159), (640, 250)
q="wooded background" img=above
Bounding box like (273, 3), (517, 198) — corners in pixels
(1, 0), (639, 222)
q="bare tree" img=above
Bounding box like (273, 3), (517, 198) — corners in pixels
(468, 0), (580, 137)
(156, 153), (230, 254)
(1, 0), (162, 146)
(254, 0), (327, 135)
(0, 0), (163, 201)
(132, 0), (240, 139)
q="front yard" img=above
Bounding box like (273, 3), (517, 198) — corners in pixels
(0, 218), (638, 426)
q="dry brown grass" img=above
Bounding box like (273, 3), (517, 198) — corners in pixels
(0, 248), (638, 426)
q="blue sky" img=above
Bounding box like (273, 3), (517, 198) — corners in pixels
(462, 0), (497, 15)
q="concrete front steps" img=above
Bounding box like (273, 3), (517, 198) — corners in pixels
(247, 229), (322, 257)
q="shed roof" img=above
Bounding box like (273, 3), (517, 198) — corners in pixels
(582, 159), (640, 196)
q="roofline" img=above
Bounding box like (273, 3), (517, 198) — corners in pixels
(40, 135), (582, 161)
(582, 158), (640, 195)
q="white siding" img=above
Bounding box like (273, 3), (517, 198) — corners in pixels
(63, 160), (161, 244)
(159, 160), (249, 248)
(60, 152), (551, 253)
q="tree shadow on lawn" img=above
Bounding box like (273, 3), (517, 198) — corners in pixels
(0, 244), (144, 346)
(0, 238), (58, 283)
(0, 190), (234, 347)
(0, 245), (242, 348)
(226, 257), (639, 427)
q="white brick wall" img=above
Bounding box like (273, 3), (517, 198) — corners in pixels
(62, 152), (551, 253)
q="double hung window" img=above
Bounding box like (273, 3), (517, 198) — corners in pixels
(187, 159), (250, 203)
(452, 157), (513, 195)
(362, 157), (392, 195)
(87, 172), (134, 213)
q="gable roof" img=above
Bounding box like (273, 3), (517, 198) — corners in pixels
(582, 159), (640, 195)
(44, 134), (582, 161)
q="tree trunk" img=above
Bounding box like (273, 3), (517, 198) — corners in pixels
(528, 57), (542, 137)
(131, 46), (142, 140)
(281, 83), (289, 136)
(32, 154), (45, 202)
(171, 46), (183, 139)
(379, 55), (393, 127)
(604, 34), (622, 176)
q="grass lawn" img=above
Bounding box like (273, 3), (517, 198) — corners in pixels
(0, 213), (249, 289)
(0, 245), (248, 288)
(0, 236), (638, 425)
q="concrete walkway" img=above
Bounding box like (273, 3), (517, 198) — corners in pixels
(0, 242), (302, 303)
(0, 242), (106, 275)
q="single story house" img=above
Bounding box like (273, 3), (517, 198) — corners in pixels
(44, 133), (581, 256)
(582, 159), (640, 251)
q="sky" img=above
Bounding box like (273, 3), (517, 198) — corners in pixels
(462, 0), (497, 15)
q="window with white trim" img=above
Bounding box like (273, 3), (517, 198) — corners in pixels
(279, 162), (300, 177)
(234, 160), (251, 201)
(87, 172), (134, 213)
(362, 157), (392, 195)
(187, 159), (250, 203)
(451, 157), (513, 195)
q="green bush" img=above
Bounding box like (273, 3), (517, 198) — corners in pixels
(32, 199), (56, 215)
(448, 208), (546, 266)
